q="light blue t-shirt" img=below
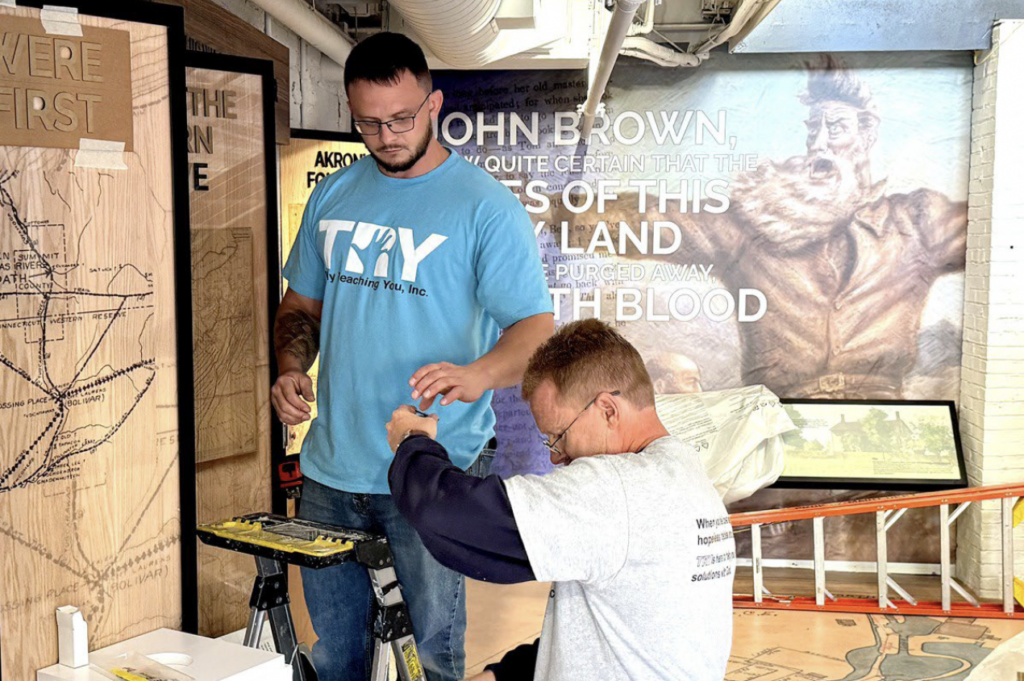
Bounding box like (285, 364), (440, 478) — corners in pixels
(283, 148), (552, 493)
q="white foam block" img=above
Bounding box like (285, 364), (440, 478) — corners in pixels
(38, 628), (291, 681)
(55, 606), (89, 668)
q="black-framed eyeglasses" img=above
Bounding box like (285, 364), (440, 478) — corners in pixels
(353, 92), (432, 136)
(541, 390), (621, 457)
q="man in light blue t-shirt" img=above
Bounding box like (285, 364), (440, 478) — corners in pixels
(270, 32), (554, 681)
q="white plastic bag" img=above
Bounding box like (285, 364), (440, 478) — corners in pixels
(655, 385), (795, 504)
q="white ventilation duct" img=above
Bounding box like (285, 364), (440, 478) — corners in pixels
(389, 0), (576, 68)
(388, 0), (506, 68)
(251, 0), (578, 78)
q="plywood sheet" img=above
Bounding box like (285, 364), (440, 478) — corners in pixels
(186, 63), (273, 637)
(0, 7), (183, 676)
(191, 228), (257, 462)
(0, 17), (134, 151)
(159, 0), (291, 144)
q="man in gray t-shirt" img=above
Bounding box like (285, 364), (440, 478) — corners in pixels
(385, 319), (736, 681)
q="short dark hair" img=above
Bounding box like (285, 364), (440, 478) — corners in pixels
(522, 319), (655, 409)
(344, 32), (432, 92)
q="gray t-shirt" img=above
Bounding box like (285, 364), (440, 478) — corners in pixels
(504, 436), (735, 681)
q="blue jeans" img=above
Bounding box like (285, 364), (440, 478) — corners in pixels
(298, 450), (494, 681)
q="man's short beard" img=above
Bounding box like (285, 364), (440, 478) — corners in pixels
(370, 120), (434, 174)
(731, 153), (866, 254)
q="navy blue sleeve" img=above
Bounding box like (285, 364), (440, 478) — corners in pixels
(388, 435), (535, 584)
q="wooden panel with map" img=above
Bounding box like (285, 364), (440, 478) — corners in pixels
(185, 53), (278, 637)
(0, 3), (191, 676)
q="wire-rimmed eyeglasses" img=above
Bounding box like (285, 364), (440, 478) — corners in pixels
(353, 92), (432, 136)
(540, 390), (621, 457)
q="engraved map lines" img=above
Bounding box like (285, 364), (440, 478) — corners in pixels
(0, 164), (176, 633)
(0, 168), (156, 492)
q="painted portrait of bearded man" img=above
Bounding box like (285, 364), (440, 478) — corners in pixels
(555, 56), (967, 401)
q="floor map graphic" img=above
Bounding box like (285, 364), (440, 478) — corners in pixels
(730, 610), (1024, 681)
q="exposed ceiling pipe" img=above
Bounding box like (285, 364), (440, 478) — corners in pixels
(579, 0), (645, 142)
(577, 0), (766, 151)
(726, 0), (784, 50)
(656, 22), (726, 31)
(627, 0), (656, 36)
(619, 47), (677, 67)
(689, 0), (768, 54)
(247, 0), (356, 69)
(621, 36), (702, 67)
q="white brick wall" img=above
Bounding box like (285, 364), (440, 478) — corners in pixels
(209, 0), (351, 132)
(956, 19), (1024, 599)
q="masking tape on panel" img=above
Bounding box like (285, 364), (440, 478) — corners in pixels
(75, 139), (128, 170)
(41, 5), (83, 36)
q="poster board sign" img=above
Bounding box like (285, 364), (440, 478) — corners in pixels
(0, 16), (134, 150)
(0, 1), (195, 673)
(276, 128), (368, 649)
(185, 51), (279, 638)
(432, 54), (970, 564)
(776, 400), (967, 491)
(277, 129), (368, 485)
(431, 58), (970, 480)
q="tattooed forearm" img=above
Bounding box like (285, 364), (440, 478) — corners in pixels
(274, 309), (321, 372)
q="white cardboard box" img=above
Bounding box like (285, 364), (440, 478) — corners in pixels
(38, 628), (291, 681)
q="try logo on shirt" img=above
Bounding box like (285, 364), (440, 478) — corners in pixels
(320, 219), (448, 284)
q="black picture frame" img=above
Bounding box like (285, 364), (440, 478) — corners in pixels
(290, 128), (364, 144)
(772, 398), (969, 492)
(14, 0), (199, 632)
(182, 50), (283, 627)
